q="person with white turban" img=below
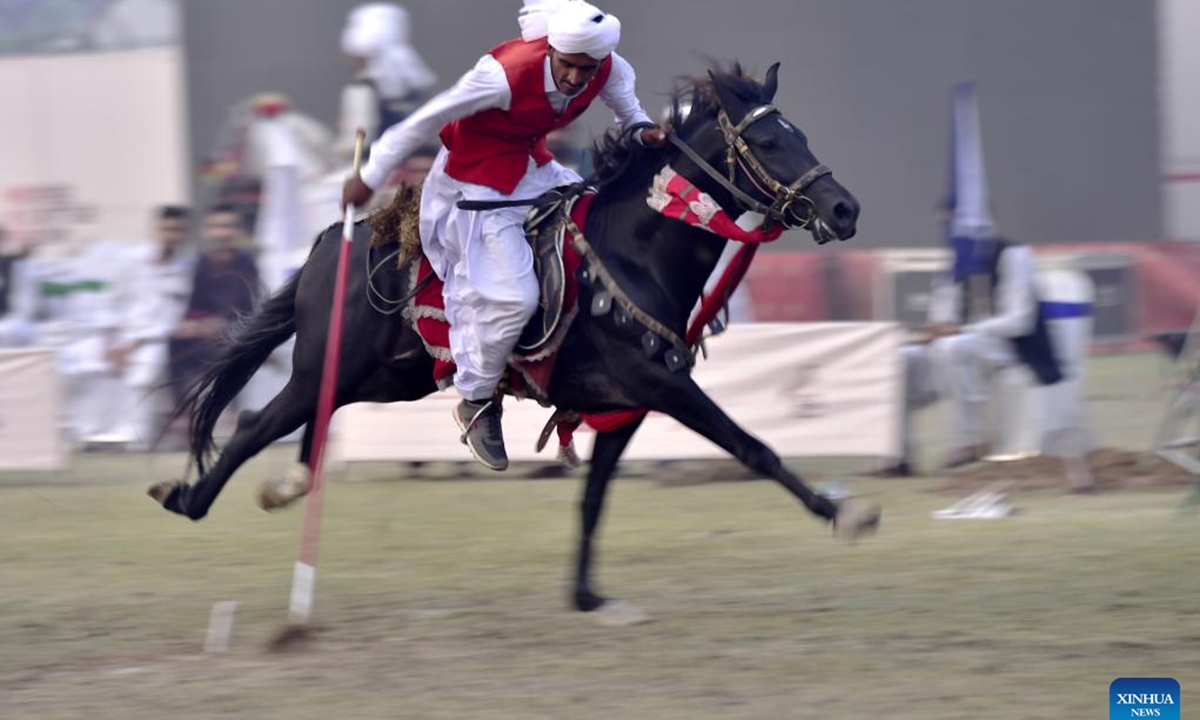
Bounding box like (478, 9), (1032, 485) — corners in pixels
(335, 3), (438, 165)
(343, 0), (666, 472)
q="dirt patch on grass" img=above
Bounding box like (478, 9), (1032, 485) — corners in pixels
(933, 447), (1197, 495)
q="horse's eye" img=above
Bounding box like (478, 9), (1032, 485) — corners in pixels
(757, 138), (778, 152)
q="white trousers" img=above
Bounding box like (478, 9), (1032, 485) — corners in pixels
(109, 343), (165, 447)
(0, 316), (35, 347)
(900, 331), (1018, 461)
(419, 149), (580, 401)
(66, 371), (127, 442)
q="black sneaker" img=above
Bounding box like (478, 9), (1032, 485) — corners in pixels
(453, 400), (509, 471)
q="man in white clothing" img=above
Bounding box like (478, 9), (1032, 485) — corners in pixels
(336, 2), (438, 166)
(880, 231), (1064, 476)
(108, 206), (195, 449)
(342, 0), (665, 470)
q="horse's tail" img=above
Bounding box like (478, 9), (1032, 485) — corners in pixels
(174, 267), (303, 476)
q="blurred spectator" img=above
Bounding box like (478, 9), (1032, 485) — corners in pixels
(876, 226), (1063, 476)
(336, 2), (437, 166)
(168, 204), (260, 408)
(0, 224), (35, 347)
(13, 233), (133, 444)
(105, 206), (195, 449)
(204, 93), (334, 237)
(215, 176), (264, 235)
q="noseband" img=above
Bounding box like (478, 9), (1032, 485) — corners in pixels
(664, 103), (832, 231)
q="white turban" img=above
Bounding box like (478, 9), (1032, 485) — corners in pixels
(341, 3), (437, 98)
(519, 0), (621, 60)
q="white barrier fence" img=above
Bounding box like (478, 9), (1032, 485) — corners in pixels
(0, 47), (189, 245)
(330, 323), (903, 464)
(0, 349), (66, 470)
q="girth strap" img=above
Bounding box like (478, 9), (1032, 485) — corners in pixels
(560, 210), (694, 370)
(457, 197), (542, 211)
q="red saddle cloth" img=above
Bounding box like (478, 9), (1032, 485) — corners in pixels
(406, 194), (592, 403)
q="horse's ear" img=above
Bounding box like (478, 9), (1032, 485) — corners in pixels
(707, 69), (746, 120)
(763, 62), (781, 102)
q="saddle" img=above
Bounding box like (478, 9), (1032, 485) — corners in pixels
(515, 184), (585, 355)
(454, 182), (589, 357)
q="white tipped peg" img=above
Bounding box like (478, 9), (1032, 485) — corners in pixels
(288, 562), (316, 623)
(204, 601), (238, 653)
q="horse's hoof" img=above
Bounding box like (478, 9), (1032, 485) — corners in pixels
(147, 480), (183, 507)
(833, 499), (881, 543)
(589, 600), (653, 628)
(258, 464), (311, 511)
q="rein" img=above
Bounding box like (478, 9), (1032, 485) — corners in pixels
(667, 131), (780, 223)
(704, 103), (831, 231)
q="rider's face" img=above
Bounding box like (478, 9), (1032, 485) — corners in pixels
(548, 48), (601, 97)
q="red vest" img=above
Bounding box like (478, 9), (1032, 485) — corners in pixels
(439, 37), (612, 194)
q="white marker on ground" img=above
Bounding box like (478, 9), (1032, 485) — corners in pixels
(205, 600), (238, 653)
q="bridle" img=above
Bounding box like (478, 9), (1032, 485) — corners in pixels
(663, 102), (833, 234)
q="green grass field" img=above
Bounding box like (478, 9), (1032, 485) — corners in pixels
(1, 353), (1197, 719)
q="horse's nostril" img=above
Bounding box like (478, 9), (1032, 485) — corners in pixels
(833, 200), (853, 222)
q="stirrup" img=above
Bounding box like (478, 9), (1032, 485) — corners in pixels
(458, 400), (497, 444)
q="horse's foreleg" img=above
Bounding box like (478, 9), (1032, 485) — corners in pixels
(573, 416), (643, 613)
(647, 376), (879, 540)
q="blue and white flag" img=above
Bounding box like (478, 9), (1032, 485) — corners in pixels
(946, 81), (997, 281)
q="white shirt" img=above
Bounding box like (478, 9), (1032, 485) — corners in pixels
(334, 72), (383, 167)
(360, 50), (652, 190)
(927, 245), (1038, 339)
(122, 247), (194, 346)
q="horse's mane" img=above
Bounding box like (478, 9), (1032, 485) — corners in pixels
(589, 62), (768, 199)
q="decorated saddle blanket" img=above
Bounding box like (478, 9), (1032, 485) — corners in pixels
(403, 194), (594, 405)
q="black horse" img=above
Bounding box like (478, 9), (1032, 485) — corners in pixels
(150, 63), (879, 619)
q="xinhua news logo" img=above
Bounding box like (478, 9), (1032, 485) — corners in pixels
(1110, 678), (1180, 719)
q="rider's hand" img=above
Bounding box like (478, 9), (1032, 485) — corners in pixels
(342, 173), (374, 212)
(639, 124), (670, 148)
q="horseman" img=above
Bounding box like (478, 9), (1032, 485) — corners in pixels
(342, 0), (667, 471)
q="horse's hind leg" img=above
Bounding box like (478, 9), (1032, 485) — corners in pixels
(257, 358), (438, 511)
(154, 378), (315, 520)
(255, 421), (317, 511)
(298, 422), (316, 465)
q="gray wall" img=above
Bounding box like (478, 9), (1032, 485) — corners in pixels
(184, 0), (1160, 249)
